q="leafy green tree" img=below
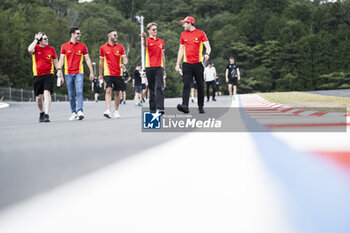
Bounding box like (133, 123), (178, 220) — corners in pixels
(275, 73), (303, 91)
(1, 0), (350, 98)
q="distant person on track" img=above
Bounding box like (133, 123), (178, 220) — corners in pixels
(190, 77), (198, 103)
(175, 16), (211, 114)
(120, 67), (131, 104)
(141, 70), (148, 103)
(215, 74), (221, 96)
(225, 57), (241, 99)
(58, 26), (95, 121)
(99, 29), (128, 119)
(141, 22), (166, 113)
(163, 71), (167, 91)
(91, 76), (101, 102)
(133, 65), (143, 106)
(28, 32), (60, 123)
(204, 62), (217, 102)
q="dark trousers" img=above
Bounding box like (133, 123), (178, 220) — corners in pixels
(206, 80), (216, 100)
(182, 62), (204, 107)
(146, 67), (164, 111)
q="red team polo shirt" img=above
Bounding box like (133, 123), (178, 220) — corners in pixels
(145, 36), (164, 68)
(60, 41), (88, 75)
(99, 43), (126, 76)
(180, 29), (208, 64)
(32, 45), (57, 76)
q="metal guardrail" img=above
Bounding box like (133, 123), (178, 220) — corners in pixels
(0, 86), (68, 102)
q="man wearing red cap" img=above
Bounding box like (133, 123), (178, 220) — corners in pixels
(175, 16), (211, 114)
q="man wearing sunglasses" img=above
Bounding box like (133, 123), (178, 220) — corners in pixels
(141, 22), (165, 114)
(28, 32), (60, 122)
(58, 27), (94, 121)
(99, 30), (128, 119)
(175, 16), (211, 114)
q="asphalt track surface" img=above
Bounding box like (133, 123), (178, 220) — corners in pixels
(1, 94), (350, 233)
(0, 96), (233, 210)
(0, 98), (191, 210)
(306, 88), (350, 97)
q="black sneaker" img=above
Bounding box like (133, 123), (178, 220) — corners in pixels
(157, 109), (165, 115)
(177, 104), (189, 114)
(39, 112), (45, 122)
(43, 114), (50, 122)
(191, 99), (194, 103)
(120, 99), (123, 104)
(199, 107), (205, 114)
(213, 98), (217, 101)
(123, 100), (126, 104)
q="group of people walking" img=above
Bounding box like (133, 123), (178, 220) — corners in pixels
(28, 16), (240, 122)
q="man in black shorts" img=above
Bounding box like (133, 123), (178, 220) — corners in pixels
(28, 32), (61, 122)
(225, 57), (241, 99)
(120, 67), (131, 104)
(133, 65), (143, 106)
(99, 29), (128, 119)
(91, 76), (101, 102)
(215, 74), (221, 96)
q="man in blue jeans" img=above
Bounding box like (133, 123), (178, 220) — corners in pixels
(58, 27), (94, 120)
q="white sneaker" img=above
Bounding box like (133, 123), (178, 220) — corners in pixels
(77, 111), (84, 120)
(103, 109), (112, 118)
(69, 113), (77, 121)
(113, 111), (121, 119)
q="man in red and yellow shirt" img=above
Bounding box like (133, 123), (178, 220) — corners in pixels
(28, 32), (60, 123)
(175, 16), (211, 114)
(58, 27), (94, 121)
(141, 22), (165, 113)
(99, 29), (128, 119)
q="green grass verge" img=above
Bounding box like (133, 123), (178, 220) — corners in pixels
(257, 91), (350, 112)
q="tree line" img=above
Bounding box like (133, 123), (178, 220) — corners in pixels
(1, 0), (350, 99)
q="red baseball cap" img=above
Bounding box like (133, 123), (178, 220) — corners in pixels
(180, 16), (195, 25)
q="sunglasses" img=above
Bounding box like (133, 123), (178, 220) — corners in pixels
(75, 32), (81, 35)
(42, 38), (49, 40)
(112, 34), (118, 37)
(152, 28), (157, 31)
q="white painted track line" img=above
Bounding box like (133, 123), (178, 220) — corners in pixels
(0, 103), (9, 109)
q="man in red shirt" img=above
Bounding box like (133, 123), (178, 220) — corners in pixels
(28, 32), (61, 122)
(175, 16), (211, 114)
(141, 22), (165, 113)
(58, 27), (94, 121)
(99, 29), (128, 119)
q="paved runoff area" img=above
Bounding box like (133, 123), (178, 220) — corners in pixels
(1, 94), (350, 233)
(306, 89), (350, 97)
